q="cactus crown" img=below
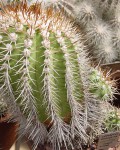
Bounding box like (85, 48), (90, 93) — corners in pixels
(0, 1), (116, 149)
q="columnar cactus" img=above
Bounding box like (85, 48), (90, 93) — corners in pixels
(72, 0), (120, 63)
(0, 1), (116, 149)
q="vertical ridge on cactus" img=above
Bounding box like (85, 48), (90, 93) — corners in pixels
(0, 1), (116, 149)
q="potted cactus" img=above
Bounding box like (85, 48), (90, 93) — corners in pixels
(0, 1), (118, 150)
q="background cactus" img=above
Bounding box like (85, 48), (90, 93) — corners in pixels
(73, 0), (120, 64)
(0, 1), (117, 149)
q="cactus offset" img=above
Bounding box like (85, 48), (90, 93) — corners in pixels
(0, 1), (116, 149)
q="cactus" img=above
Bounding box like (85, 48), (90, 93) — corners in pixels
(72, 0), (120, 64)
(0, 1), (116, 149)
(76, 0), (120, 63)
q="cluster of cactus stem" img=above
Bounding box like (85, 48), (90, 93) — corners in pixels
(26, 0), (120, 64)
(0, 1), (117, 150)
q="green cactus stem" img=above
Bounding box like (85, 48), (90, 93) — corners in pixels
(0, 1), (116, 149)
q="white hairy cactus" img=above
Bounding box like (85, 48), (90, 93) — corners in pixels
(73, 0), (120, 63)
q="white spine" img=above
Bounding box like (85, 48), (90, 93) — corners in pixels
(41, 25), (71, 150)
(56, 33), (87, 142)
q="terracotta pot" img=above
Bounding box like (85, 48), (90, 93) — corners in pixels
(0, 113), (18, 150)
